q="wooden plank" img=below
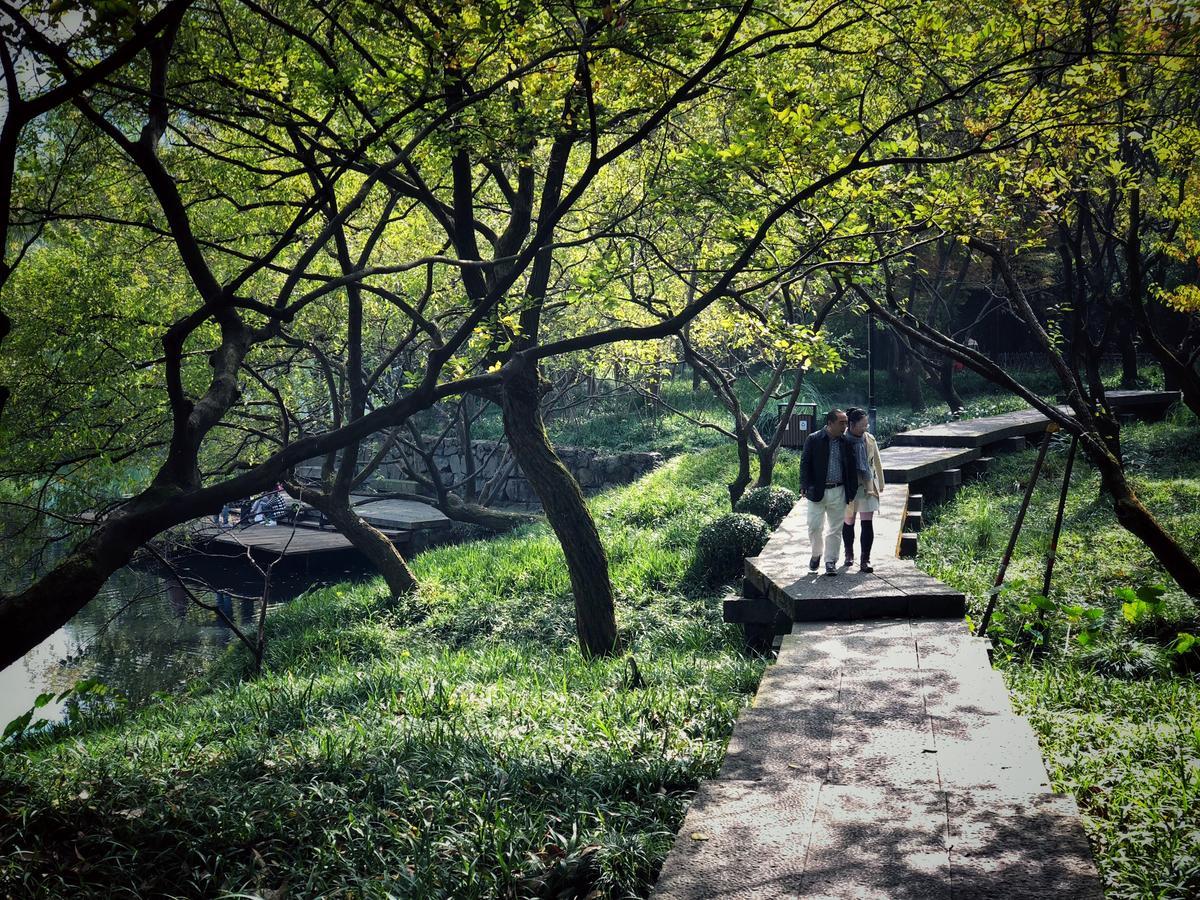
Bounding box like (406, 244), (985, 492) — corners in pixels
(889, 410), (1051, 449)
(1104, 389), (1181, 412)
(194, 522), (410, 556)
(878, 445), (981, 483)
(891, 391), (1180, 449)
(344, 496), (450, 530)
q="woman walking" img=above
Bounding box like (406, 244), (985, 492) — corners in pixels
(843, 407), (885, 573)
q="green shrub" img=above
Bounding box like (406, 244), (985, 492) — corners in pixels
(691, 513), (771, 584)
(734, 486), (797, 528)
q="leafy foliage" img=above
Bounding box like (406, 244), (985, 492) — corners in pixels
(690, 513), (771, 586)
(734, 486), (797, 528)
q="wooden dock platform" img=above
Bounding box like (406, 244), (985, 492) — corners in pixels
(192, 522), (411, 557)
(741, 489), (964, 621)
(889, 409), (1052, 449)
(890, 389), (1181, 450)
(343, 496), (450, 530)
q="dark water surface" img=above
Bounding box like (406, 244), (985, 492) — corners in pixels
(0, 552), (372, 728)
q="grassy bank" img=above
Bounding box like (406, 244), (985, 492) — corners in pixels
(920, 413), (1200, 900)
(0, 448), (789, 898)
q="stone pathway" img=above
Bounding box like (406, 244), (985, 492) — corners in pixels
(654, 406), (1111, 898)
(655, 621), (1100, 898)
(743, 489), (962, 621)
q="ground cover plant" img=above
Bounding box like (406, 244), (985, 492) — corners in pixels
(0, 448), (790, 899)
(919, 412), (1200, 900)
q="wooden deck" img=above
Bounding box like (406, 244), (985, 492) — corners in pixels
(193, 522), (411, 557)
(890, 390), (1181, 450)
(888, 409), (1053, 449)
(878, 445), (981, 483)
(742, 488), (963, 621)
(344, 496), (450, 530)
(1105, 389), (1180, 413)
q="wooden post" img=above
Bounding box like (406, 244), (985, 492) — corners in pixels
(978, 424), (1057, 635)
(1036, 434), (1078, 632)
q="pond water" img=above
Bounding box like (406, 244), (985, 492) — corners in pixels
(0, 552), (372, 729)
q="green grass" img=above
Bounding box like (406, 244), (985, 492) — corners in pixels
(920, 413), (1200, 900)
(0, 447), (784, 899)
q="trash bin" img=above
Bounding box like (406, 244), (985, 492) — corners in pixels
(777, 402), (817, 448)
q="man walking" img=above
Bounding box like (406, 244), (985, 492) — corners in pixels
(800, 408), (857, 576)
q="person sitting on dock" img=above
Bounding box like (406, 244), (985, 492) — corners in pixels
(842, 407), (885, 574)
(800, 408), (856, 576)
(247, 484), (288, 526)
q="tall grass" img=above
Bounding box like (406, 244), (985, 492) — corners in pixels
(0, 448), (782, 899)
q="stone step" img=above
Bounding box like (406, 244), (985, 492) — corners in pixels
(654, 783), (1101, 899)
(721, 594), (779, 624)
(791, 590), (964, 621)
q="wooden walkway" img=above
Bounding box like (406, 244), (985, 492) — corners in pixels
(654, 619), (1100, 898)
(742, 489), (962, 621)
(878, 445), (982, 484)
(344, 496), (450, 530)
(186, 496), (449, 559)
(654, 403), (1116, 898)
(889, 409), (1052, 450)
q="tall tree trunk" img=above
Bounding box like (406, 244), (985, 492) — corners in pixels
(1125, 185), (1200, 417)
(301, 490), (417, 598)
(753, 439), (776, 491)
(729, 423), (754, 508)
(899, 348), (925, 410)
(937, 356), (965, 413)
(459, 397), (478, 501)
(502, 366), (618, 657)
(1148, 344), (1200, 418)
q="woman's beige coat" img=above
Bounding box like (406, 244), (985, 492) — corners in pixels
(863, 432), (885, 497)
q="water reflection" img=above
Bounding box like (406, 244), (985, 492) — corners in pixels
(0, 553), (372, 728)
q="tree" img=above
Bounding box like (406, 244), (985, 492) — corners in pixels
(858, 237), (1200, 599)
(0, 0), (194, 421)
(1, 0), (1076, 667)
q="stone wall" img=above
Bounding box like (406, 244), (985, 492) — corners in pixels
(386, 440), (663, 507)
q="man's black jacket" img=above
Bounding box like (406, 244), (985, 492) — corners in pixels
(799, 428), (857, 502)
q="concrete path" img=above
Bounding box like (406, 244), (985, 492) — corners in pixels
(654, 621), (1100, 898)
(655, 406), (1108, 898)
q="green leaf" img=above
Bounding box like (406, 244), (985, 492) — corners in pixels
(3, 710), (34, 741)
(1029, 593), (1056, 612)
(1135, 584), (1166, 604)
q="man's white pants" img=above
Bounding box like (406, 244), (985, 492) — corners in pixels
(806, 486), (846, 563)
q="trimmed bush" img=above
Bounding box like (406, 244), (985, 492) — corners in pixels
(735, 486), (797, 528)
(692, 512), (771, 584)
